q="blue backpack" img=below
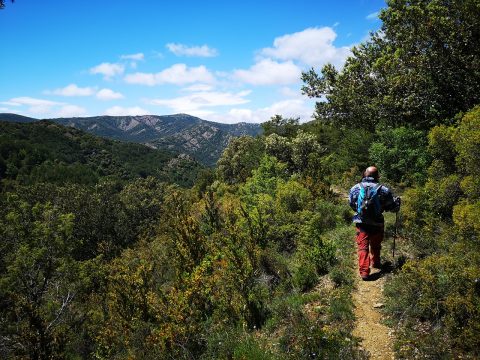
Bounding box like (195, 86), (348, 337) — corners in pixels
(357, 183), (382, 220)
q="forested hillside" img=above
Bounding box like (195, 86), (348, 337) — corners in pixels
(1, 0), (480, 359)
(0, 120), (203, 187)
(0, 113), (263, 166)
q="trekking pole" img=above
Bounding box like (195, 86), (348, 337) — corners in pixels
(392, 211), (399, 259)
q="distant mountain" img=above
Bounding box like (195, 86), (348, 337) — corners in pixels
(0, 120), (203, 187)
(0, 113), (263, 166)
(0, 113), (37, 123)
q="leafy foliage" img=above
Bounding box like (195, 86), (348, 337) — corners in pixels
(0, 115), (361, 358)
(0, 121), (203, 187)
(302, 0), (480, 131)
(384, 106), (480, 358)
(369, 126), (430, 185)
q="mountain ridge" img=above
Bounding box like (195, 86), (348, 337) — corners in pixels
(0, 120), (203, 187)
(0, 113), (263, 166)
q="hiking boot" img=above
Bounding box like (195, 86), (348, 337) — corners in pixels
(361, 275), (370, 281)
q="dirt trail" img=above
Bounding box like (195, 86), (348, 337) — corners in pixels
(352, 267), (395, 359)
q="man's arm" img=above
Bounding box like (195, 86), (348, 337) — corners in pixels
(348, 185), (359, 212)
(382, 186), (400, 212)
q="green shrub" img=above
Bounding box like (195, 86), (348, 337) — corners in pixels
(328, 288), (354, 322)
(201, 326), (275, 360)
(454, 105), (480, 177)
(385, 255), (480, 357)
(425, 174), (462, 220)
(329, 263), (354, 288)
(428, 124), (457, 171)
(369, 126), (430, 185)
(453, 200), (480, 238)
(233, 336), (276, 360)
(276, 180), (312, 213)
(292, 251), (319, 291)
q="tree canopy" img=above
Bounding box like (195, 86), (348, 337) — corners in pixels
(302, 0), (480, 131)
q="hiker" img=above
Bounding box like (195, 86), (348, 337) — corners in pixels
(348, 166), (400, 280)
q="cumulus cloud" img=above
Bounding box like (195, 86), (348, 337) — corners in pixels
(46, 83), (96, 97)
(166, 43), (218, 57)
(233, 59), (301, 85)
(90, 62), (125, 79)
(44, 85), (124, 101)
(124, 64), (216, 86)
(279, 86), (300, 98)
(206, 98), (315, 124)
(181, 84), (215, 92)
(96, 88), (124, 100)
(8, 97), (61, 107)
(56, 105), (88, 117)
(4, 96), (87, 118)
(120, 53), (145, 69)
(104, 106), (151, 116)
(7, 97), (62, 114)
(259, 27), (351, 68)
(0, 101), (21, 106)
(147, 90), (251, 113)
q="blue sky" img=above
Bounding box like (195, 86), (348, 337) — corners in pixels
(0, 0), (384, 123)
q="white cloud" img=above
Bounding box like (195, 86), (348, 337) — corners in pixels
(56, 105), (87, 117)
(9, 96), (65, 115)
(206, 98), (314, 124)
(90, 62), (125, 79)
(104, 106), (151, 116)
(182, 84), (214, 92)
(259, 27), (351, 68)
(233, 59), (301, 85)
(96, 88), (124, 100)
(44, 85), (124, 101)
(124, 64), (216, 86)
(124, 72), (156, 86)
(120, 53), (145, 69)
(279, 86), (300, 98)
(5, 97), (88, 118)
(148, 90), (251, 113)
(366, 12), (379, 20)
(1, 101), (21, 106)
(8, 97), (62, 107)
(120, 53), (145, 61)
(46, 83), (96, 97)
(166, 43), (218, 57)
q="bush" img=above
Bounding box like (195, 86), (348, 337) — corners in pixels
(276, 180), (312, 213)
(425, 174), (462, 220)
(329, 263), (354, 288)
(384, 255), (480, 357)
(369, 126), (430, 185)
(201, 326), (275, 360)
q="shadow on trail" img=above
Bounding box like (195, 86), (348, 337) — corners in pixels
(364, 258), (406, 281)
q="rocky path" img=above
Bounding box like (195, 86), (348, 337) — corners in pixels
(352, 267), (395, 359)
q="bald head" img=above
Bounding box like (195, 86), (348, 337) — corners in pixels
(364, 166), (379, 180)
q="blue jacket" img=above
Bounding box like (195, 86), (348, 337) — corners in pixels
(348, 177), (399, 227)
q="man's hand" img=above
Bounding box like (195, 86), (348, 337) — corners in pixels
(394, 196), (401, 212)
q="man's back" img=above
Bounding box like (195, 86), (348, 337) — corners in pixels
(349, 176), (398, 226)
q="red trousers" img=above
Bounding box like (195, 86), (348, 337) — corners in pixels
(355, 224), (384, 277)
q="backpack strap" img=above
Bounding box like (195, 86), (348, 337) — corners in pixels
(359, 182), (381, 195)
(373, 183), (382, 193)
